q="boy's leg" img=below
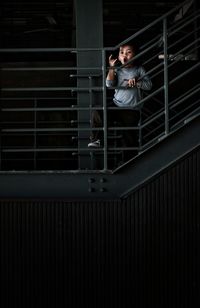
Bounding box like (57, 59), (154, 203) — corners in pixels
(120, 109), (140, 158)
(89, 110), (103, 142)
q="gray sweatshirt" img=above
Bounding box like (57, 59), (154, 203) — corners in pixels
(106, 66), (152, 109)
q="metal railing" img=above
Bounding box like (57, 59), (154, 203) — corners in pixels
(0, 0), (199, 172)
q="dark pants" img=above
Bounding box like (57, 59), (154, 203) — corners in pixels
(90, 107), (140, 148)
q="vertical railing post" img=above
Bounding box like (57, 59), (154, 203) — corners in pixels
(163, 17), (169, 135)
(0, 100), (1, 170)
(193, 0), (198, 60)
(102, 49), (108, 171)
(34, 98), (37, 170)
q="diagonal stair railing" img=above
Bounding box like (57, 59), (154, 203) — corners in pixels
(103, 0), (200, 166)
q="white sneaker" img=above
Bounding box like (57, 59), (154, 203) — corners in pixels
(88, 139), (100, 148)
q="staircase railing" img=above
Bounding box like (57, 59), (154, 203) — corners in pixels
(103, 0), (199, 156)
(0, 0), (199, 172)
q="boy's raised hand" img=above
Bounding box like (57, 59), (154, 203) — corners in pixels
(109, 54), (118, 67)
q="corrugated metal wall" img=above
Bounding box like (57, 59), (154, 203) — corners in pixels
(1, 147), (199, 308)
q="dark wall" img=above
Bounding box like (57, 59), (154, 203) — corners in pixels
(1, 146), (199, 308)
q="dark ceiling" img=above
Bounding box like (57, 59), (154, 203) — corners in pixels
(0, 1), (74, 48)
(0, 0), (183, 48)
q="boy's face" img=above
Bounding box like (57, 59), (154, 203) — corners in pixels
(118, 45), (135, 67)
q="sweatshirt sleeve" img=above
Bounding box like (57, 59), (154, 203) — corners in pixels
(106, 79), (117, 87)
(137, 66), (152, 91)
(106, 69), (117, 88)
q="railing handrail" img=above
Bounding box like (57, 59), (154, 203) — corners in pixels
(0, 47), (103, 52)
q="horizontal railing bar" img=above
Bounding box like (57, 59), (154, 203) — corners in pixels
(2, 148), (103, 152)
(1, 134), (76, 137)
(70, 74), (102, 78)
(1, 128), (100, 132)
(107, 126), (139, 130)
(1, 67), (103, 71)
(1, 126), (140, 132)
(1, 87), (103, 92)
(0, 47), (103, 52)
(0, 159), (75, 162)
(2, 146), (139, 153)
(0, 97), (76, 100)
(1, 107), (104, 111)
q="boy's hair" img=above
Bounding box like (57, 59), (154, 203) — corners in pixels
(119, 43), (137, 55)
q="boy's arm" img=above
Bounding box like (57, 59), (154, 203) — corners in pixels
(106, 67), (116, 81)
(106, 55), (118, 87)
(106, 68), (117, 87)
(137, 66), (152, 91)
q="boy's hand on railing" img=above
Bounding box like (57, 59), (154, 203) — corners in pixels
(125, 78), (137, 88)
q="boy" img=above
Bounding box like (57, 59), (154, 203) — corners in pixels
(88, 44), (152, 149)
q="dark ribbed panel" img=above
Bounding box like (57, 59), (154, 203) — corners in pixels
(0, 149), (199, 308)
(125, 148), (200, 308)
